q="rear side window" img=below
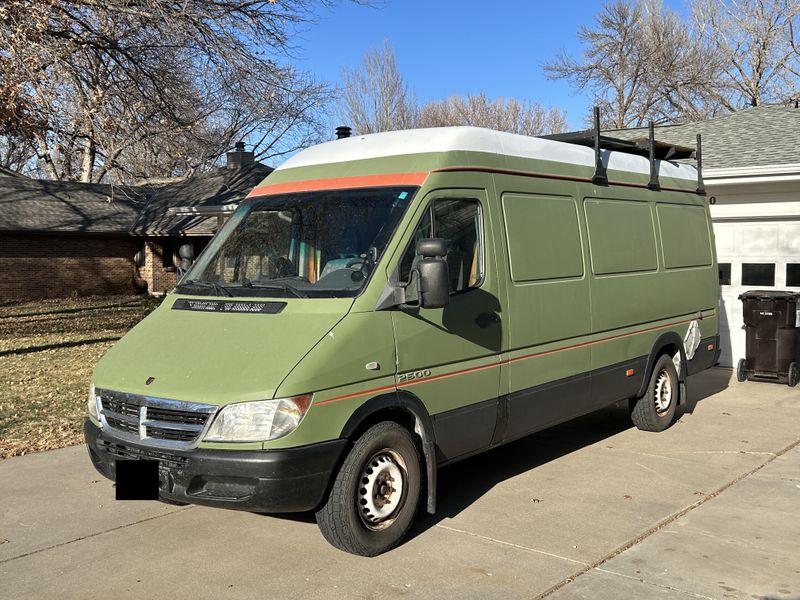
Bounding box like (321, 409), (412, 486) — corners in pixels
(585, 198), (658, 275)
(657, 204), (713, 269)
(502, 193), (583, 282)
(399, 199), (483, 293)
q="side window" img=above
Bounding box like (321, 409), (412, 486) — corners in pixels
(656, 203), (712, 269)
(502, 193), (583, 282)
(585, 198), (658, 275)
(399, 199), (483, 293)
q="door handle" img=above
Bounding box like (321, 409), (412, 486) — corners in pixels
(475, 312), (500, 328)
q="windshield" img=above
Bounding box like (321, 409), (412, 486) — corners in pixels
(177, 186), (417, 298)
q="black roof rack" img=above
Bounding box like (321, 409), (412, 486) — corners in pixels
(542, 131), (695, 160)
(540, 106), (704, 195)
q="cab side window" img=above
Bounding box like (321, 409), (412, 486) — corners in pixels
(399, 199), (483, 293)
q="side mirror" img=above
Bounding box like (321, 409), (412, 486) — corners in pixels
(416, 238), (449, 309)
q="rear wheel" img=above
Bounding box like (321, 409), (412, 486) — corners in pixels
(789, 362), (799, 388)
(316, 422), (421, 556)
(737, 358), (748, 383)
(631, 354), (679, 432)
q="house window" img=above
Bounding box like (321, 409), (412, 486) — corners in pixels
(787, 263), (800, 287)
(718, 263), (731, 286)
(741, 263), (775, 286)
(161, 239), (179, 271)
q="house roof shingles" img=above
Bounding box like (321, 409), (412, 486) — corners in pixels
(0, 176), (147, 234)
(604, 105), (800, 171)
(0, 160), (272, 236)
(131, 162), (272, 236)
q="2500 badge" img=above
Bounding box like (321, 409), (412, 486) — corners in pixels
(397, 369), (432, 383)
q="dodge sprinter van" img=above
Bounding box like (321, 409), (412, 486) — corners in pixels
(85, 127), (720, 556)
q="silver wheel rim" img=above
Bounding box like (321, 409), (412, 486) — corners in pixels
(654, 369), (673, 414)
(357, 449), (407, 530)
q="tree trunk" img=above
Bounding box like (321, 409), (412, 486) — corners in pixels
(80, 139), (96, 182)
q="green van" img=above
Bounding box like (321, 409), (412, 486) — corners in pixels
(85, 127), (720, 556)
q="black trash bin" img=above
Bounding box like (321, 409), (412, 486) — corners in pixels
(737, 290), (800, 387)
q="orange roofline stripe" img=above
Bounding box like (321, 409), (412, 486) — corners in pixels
(247, 172), (429, 198)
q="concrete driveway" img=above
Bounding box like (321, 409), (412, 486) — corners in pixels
(1, 368), (799, 600)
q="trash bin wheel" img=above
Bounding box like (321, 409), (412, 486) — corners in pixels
(789, 362), (799, 388)
(736, 359), (748, 383)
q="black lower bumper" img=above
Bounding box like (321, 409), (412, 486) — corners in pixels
(84, 420), (347, 513)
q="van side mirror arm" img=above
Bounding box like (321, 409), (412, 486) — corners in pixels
(374, 269), (421, 311)
(374, 238), (450, 311)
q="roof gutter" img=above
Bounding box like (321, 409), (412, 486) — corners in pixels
(705, 162), (800, 186)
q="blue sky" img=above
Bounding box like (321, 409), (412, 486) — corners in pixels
(295, 0), (688, 130)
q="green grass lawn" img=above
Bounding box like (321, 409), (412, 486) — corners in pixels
(0, 295), (161, 459)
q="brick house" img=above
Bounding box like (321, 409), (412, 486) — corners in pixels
(0, 146), (272, 300)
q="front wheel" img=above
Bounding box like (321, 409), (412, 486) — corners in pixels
(631, 354), (679, 432)
(789, 362), (799, 388)
(316, 422), (422, 556)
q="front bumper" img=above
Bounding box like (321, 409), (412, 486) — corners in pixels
(84, 420), (347, 513)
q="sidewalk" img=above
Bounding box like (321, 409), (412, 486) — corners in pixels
(1, 368), (798, 599)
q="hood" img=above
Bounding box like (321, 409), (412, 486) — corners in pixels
(92, 295), (353, 406)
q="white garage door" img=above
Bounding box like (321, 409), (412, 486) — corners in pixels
(714, 220), (800, 367)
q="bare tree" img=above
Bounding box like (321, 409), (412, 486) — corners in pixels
(0, 0), (336, 182)
(544, 0), (726, 128)
(418, 93), (567, 135)
(693, 0), (800, 107)
(339, 40), (419, 134)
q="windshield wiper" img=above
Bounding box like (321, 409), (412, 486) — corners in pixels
(178, 279), (233, 297)
(238, 280), (308, 299)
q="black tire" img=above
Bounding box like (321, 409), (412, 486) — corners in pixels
(315, 422), (422, 556)
(789, 362), (799, 388)
(631, 354), (679, 432)
(737, 358), (748, 383)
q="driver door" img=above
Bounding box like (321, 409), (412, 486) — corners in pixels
(390, 190), (503, 462)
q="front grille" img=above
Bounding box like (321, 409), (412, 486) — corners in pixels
(99, 440), (189, 468)
(146, 406), (208, 426)
(96, 388), (216, 448)
(105, 416), (138, 434)
(102, 397), (139, 417)
(146, 426), (197, 442)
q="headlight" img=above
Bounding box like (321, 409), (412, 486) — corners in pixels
(87, 383), (98, 419)
(203, 395), (311, 442)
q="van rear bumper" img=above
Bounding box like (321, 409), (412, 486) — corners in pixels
(84, 420), (347, 513)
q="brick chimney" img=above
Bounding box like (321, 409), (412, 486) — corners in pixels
(226, 141), (254, 170)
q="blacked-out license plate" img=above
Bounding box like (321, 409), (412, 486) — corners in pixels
(115, 459), (159, 500)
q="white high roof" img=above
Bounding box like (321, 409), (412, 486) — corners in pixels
(277, 126), (698, 182)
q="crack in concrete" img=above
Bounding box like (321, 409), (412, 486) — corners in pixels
(433, 522), (590, 567)
(607, 448), (688, 462)
(670, 450), (777, 456)
(594, 566), (715, 599)
(0, 506), (194, 566)
(534, 436), (800, 600)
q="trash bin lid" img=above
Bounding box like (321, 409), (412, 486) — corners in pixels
(738, 289), (800, 301)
